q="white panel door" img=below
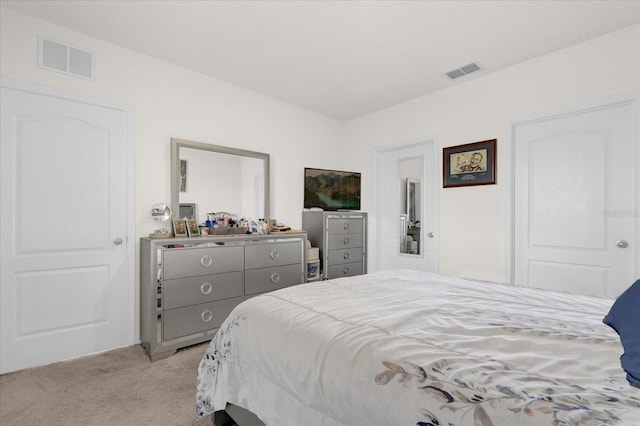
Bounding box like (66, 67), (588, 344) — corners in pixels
(376, 139), (438, 272)
(514, 95), (638, 298)
(1, 81), (134, 373)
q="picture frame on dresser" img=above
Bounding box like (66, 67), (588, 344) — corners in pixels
(172, 219), (187, 237)
(186, 219), (199, 236)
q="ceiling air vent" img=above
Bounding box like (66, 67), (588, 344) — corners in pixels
(38, 35), (95, 81)
(445, 62), (482, 80)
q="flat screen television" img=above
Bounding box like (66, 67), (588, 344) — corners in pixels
(304, 167), (361, 211)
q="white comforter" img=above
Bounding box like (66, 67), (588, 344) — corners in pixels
(196, 270), (640, 425)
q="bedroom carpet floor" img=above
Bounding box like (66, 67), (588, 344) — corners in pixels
(0, 342), (214, 426)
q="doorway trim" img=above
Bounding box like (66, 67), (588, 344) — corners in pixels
(1, 77), (137, 344)
(505, 90), (639, 286)
(373, 136), (439, 273)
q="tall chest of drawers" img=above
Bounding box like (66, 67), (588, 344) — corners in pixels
(140, 234), (306, 361)
(302, 211), (367, 280)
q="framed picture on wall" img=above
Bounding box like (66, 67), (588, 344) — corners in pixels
(186, 219), (200, 236)
(443, 139), (497, 188)
(172, 219), (187, 237)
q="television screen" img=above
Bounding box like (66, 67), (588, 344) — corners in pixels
(304, 167), (361, 210)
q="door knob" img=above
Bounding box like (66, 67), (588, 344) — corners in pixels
(427, 232), (434, 238)
(113, 237), (123, 245)
(616, 240), (629, 248)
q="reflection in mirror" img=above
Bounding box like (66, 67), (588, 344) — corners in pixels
(179, 203), (196, 220)
(399, 158), (422, 255)
(171, 139), (269, 226)
(400, 214), (408, 253)
(407, 178), (421, 225)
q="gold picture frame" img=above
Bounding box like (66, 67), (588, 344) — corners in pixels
(186, 219), (200, 236)
(172, 219), (187, 237)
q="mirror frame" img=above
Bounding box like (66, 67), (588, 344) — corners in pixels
(170, 138), (270, 222)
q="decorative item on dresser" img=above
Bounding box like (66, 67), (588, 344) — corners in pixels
(140, 233), (307, 361)
(302, 211), (367, 280)
(149, 203), (173, 238)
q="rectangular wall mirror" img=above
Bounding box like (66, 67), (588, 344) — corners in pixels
(399, 157), (422, 255)
(170, 138), (270, 225)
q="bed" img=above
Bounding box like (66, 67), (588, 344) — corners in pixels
(196, 269), (640, 425)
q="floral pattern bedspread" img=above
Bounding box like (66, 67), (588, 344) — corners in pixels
(196, 270), (640, 425)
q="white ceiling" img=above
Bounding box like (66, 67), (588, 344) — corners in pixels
(3, 0), (639, 120)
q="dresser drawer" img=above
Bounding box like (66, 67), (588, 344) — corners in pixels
(163, 296), (243, 341)
(163, 271), (243, 310)
(163, 245), (244, 280)
(244, 263), (304, 295)
(326, 262), (364, 279)
(327, 218), (364, 235)
(245, 241), (302, 269)
(327, 247), (363, 266)
(327, 233), (363, 249)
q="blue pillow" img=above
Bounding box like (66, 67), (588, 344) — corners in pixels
(603, 279), (640, 388)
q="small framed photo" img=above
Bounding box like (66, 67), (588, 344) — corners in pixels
(186, 219), (200, 236)
(443, 139), (497, 188)
(172, 219), (187, 237)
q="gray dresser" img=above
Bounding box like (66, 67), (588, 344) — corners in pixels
(140, 233), (307, 361)
(302, 211), (367, 280)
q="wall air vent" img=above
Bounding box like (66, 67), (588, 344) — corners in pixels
(38, 35), (95, 81)
(445, 62), (482, 80)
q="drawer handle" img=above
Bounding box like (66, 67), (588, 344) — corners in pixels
(343, 252), (350, 260)
(343, 237), (350, 245)
(201, 310), (213, 323)
(343, 222), (350, 230)
(270, 272), (280, 283)
(270, 250), (280, 260)
(200, 255), (213, 267)
(200, 282), (213, 295)
(342, 266), (350, 275)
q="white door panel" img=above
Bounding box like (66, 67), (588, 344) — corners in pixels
(514, 96), (637, 297)
(1, 81), (133, 373)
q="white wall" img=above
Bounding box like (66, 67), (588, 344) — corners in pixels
(0, 8), (346, 232)
(2, 8), (638, 299)
(345, 24), (640, 282)
(1, 8), (346, 342)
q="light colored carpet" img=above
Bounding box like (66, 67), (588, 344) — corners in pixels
(0, 343), (213, 426)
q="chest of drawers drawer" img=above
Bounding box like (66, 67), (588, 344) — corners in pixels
(245, 241), (302, 269)
(163, 271), (243, 310)
(326, 262), (364, 279)
(163, 296), (243, 341)
(327, 233), (363, 250)
(327, 218), (364, 235)
(244, 263), (304, 295)
(162, 245), (243, 280)
(327, 247), (363, 266)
